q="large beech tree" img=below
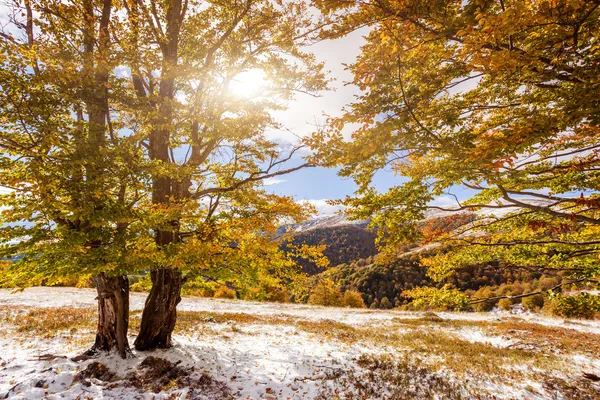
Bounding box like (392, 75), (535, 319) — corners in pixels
(0, 0), (144, 358)
(0, 0), (328, 355)
(121, 0), (327, 350)
(312, 0), (600, 299)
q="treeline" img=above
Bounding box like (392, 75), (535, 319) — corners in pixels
(317, 254), (549, 308)
(304, 253), (599, 318)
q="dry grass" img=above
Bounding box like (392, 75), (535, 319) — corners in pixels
(315, 353), (469, 400)
(392, 316), (600, 359)
(288, 317), (557, 378)
(0, 305), (595, 389)
(7, 307), (95, 338)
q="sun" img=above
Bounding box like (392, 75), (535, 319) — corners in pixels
(228, 69), (267, 98)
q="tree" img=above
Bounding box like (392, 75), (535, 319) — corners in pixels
(342, 289), (366, 308)
(0, 0), (329, 355)
(379, 296), (392, 309)
(308, 278), (343, 306)
(116, 0), (328, 350)
(0, 0), (145, 358)
(312, 0), (600, 301)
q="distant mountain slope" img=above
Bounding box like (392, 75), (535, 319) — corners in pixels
(284, 198), (557, 276)
(284, 225), (378, 275)
(282, 211), (476, 275)
(323, 256), (547, 308)
(277, 214), (369, 235)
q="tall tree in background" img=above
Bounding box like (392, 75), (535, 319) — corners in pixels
(0, 0), (145, 358)
(312, 0), (600, 298)
(122, 0), (328, 350)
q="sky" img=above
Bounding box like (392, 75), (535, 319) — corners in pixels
(256, 28), (406, 216)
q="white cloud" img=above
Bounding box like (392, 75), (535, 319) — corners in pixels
(428, 195), (460, 208)
(263, 178), (287, 186)
(114, 65), (132, 78)
(265, 28), (368, 144)
(0, 187), (13, 196)
(298, 199), (345, 216)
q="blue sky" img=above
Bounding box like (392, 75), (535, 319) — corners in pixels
(264, 166), (399, 203)
(255, 29), (389, 215)
(256, 27), (485, 216)
(257, 28), (459, 215)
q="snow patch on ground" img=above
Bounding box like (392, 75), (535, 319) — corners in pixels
(1, 287), (599, 399)
(454, 328), (515, 348)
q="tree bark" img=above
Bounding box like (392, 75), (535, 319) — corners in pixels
(133, 0), (184, 352)
(75, 273), (130, 360)
(134, 269), (183, 351)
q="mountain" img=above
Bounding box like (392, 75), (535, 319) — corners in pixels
(277, 213), (369, 235)
(284, 224), (378, 275)
(283, 198), (558, 275)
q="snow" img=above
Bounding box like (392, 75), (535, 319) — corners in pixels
(453, 328), (515, 347)
(1, 287), (599, 399)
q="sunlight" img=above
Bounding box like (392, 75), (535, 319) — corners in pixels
(228, 68), (268, 98)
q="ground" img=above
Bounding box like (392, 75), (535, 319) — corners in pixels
(0, 288), (599, 399)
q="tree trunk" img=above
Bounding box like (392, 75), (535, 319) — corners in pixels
(134, 269), (183, 351)
(74, 273), (130, 360)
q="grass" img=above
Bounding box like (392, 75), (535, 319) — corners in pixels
(0, 305), (596, 394)
(392, 316), (600, 358)
(315, 353), (469, 400)
(3, 307), (96, 338)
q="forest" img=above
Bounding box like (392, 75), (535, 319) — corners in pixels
(0, 0), (599, 398)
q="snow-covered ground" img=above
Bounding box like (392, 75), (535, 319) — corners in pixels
(0, 287), (599, 399)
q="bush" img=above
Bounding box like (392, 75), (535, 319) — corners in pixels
(342, 290), (366, 308)
(497, 298), (512, 311)
(538, 275), (560, 292)
(402, 284), (469, 311)
(472, 287), (496, 312)
(522, 294), (544, 311)
(380, 297), (393, 309)
(548, 293), (600, 319)
(308, 279), (342, 307)
(130, 275), (152, 292)
(265, 286), (290, 303)
(214, 286), (237, 299)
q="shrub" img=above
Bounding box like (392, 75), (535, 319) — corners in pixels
(342, 290), (366, 308)
(497, 298), (512, 311)
(380, 297), (393, 309)
(472, 287), (496, 312)
(308, 279), (343, 307)
(538, 275), (560, 292)
(522, 294), (544, 311)
(265, 286), (290, 303)
(214, 286), (237, 299)
(402, 284), (469, 311)
(130, 275), (152, 292)
(182, 277), (217, 297)
(242, 283), (290, 303)
(548, 293), (600, 319)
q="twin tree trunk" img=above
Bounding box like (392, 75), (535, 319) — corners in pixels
(134, 269), (183, 351)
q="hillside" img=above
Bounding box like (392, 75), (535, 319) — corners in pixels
(323, 255), (554, 309)
(284, 224), (378, 274)
(283, 211), (474, 276)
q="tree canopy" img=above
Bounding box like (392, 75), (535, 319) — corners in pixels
(312, 0), (600, 298)
(0, 0), (330, 353)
